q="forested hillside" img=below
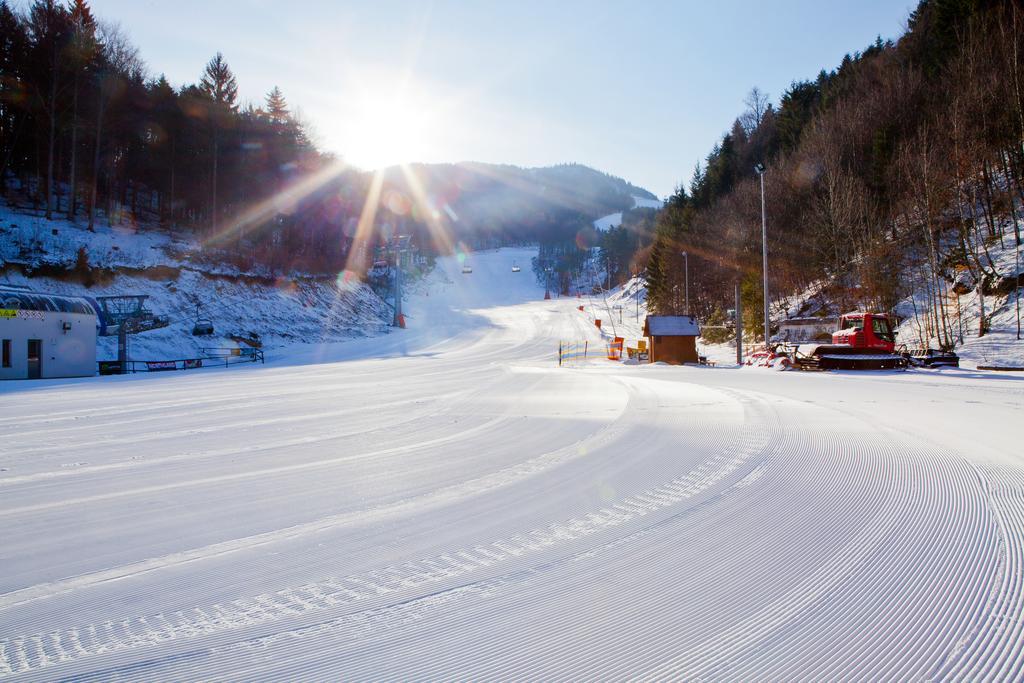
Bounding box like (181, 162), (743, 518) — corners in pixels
(644, 0), (1023, 347)
(0, 0), (652, 278)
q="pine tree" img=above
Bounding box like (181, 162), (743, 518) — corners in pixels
(66, 0), (98, 220)
(265, 86), (288, 124)
(26, 0), (72, 219)
(199, 52), (237, 235)
(0, 1), (29, 181)
(199, 52), (237, 108)
(776, 80), (820, 153)
(149, 75), (180, 224)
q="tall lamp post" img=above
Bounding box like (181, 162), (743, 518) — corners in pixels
(755, 163), (769, 348)
(635, 269), (640, 322)
(681, 251), (689, 316)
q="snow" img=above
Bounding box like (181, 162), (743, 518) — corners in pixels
(644, 315), (699, 336)
(1, 247), (1024, 680)
(1, 203), (187, 272)
(893, 235), (1023, 369)
(631, 194), (664, 209)
(0, 202), (393, 362)
(593, 211), (622, 230)
(775, 219), (1024, 370)
(592, 195), (663, 231)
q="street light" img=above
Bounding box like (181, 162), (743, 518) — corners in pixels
(755, 163), (769, 348)
(681, 251), (689, 316)
(634, 268), (640, 322)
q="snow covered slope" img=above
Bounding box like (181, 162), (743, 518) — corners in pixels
(593, 195), (664, 230)
(1, 248), (1023, 680)
(631, 194), (663, 209)
(593, 211), (623, 230)
(776, 224), (1023, 370)
(0, 203), (393, 361)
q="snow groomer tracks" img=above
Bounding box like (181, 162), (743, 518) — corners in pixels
(1, 248), (1022, 680)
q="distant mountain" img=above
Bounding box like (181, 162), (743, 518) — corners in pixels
(373, 162), (657, 250)
(526, 163), (657, 205)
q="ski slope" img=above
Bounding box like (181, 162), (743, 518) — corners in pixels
(1, 248), (1023, 681)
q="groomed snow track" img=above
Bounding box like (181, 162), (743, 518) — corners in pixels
(1, 248), (1022, 681)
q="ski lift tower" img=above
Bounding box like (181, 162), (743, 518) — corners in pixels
(94, 295), (168, 374)
(376, 235), (413, 328)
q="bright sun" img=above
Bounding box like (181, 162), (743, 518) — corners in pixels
(344, 90), (435, 170)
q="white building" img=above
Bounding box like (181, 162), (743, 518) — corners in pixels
(0, 286), (98, 380)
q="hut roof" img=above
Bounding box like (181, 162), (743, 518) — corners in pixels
(0, 287), (96, 315)
(644, 315), (699, 336)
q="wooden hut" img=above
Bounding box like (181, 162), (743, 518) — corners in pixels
(643, 315), (699, 364)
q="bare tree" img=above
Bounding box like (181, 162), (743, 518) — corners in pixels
(88, 20), (143, 231)
(740, 86), (770, 135)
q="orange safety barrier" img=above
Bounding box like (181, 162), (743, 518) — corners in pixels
(607, 337), (624, 360)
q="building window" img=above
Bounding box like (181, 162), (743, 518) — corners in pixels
(2, 339), (10, 368)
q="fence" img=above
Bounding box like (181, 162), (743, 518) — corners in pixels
(559, 340), (588, 366)
(98, 347), (264, 375)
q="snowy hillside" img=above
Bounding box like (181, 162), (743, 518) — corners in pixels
(0, 202), (393, 362)
(592, 194), (664, 230)
(630, 194), (664, 209)
(776, 233), (1023, 370)
(593, 211), (623, 231)
(892, 236), (1023, 369)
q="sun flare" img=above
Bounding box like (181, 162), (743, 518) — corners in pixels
(343, 89), (437, 170)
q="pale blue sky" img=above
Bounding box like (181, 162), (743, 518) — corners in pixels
(84, 0), (915, 197)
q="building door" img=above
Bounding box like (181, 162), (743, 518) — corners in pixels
(27, 339), (42, 379)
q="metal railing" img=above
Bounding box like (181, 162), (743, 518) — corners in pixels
(98, 347), (264, 375)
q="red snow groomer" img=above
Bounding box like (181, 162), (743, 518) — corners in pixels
(782, 312), (907, 370)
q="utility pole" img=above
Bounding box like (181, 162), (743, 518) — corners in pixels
(117, 323), (128, 374)
(681, 251), (689, 316)
(393, 246), (403, 327)
(735, 282), (743, 365)
(755, 163), (769, 348)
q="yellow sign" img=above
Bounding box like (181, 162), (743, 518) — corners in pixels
(0, 309), (17, 319)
